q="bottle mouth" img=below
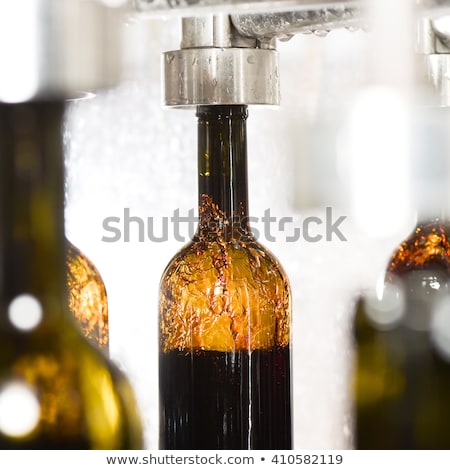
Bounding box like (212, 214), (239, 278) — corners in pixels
(196, 105), (248, 120)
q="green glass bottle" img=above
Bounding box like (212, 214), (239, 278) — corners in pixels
(159, 105), (292, 450)
(354, 219), (450, 449)
(0, 100), (142, 449)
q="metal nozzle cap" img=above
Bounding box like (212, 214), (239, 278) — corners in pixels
(162, 47), (280, 107)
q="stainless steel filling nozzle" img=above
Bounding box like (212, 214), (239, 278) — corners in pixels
(162, 4), (364, 107)
(417, 16), (450, 106)
(163, 14), (280, 107)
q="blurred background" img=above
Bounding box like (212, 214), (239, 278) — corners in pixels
(60, 0), (450, 449)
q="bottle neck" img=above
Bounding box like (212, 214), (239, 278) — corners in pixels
(415, 206), (448, 225)
(196, 105), (251, 241)
(0, 101), (67, 322)
(413, 179), (448, 223)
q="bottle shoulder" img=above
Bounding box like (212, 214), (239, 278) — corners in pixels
(161, 238), (290, 288)
(66, 240), (108, 290)
(159, 238), (291, 353)
(66, 238), (109, 351)
(388, 220), (450, 275)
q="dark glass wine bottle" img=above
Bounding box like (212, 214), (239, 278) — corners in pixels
(0, 101), (143, 449)
(159, 105), (292, 450)
(354, 219), (450, 449)
(66, 239), (109, 352)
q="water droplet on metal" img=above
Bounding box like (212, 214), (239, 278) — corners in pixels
(313, 29), (330, 37)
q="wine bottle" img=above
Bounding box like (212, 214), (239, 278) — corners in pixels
(159, 105), (292, 450)
(0, 100), (143, 449)
(66, 239), (109, 352)
(354, 219), (450, 449)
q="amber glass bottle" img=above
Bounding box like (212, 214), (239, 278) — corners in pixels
(0, 101), (142, 449)
(354, 219), (450, 449)
(159, 105), (292, 450)
(66, 239), (109, 352)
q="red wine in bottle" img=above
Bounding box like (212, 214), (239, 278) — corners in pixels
(159, 105), (292, 450)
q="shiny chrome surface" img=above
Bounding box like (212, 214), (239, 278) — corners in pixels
(416, 15), (450, 106)
(135, 0), (361, 16)
(163, 14), (279, 107)
(432, 15), (450, 48)
(135, 0), (450, 17)
(152, 0), (450, 108)
(163, 47), (279, 106)
(0, 0), (125, 103)
(181, 14), (257, 48)
(422, 54), (450, 105)
(231, 8), (363, 40)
